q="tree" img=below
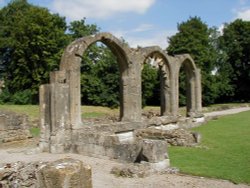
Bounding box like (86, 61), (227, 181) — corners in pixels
(68, 18), (99, 39)
(167, 17), (226, 105)
(80, 43), (120, 107)
(0, 0), (68, 103)
(142, 63), (160, 106)
(219, 19), (250, 102)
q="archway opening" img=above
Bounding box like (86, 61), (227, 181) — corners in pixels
(80, 42), (124, 123)
(142, 57), (160, 117)
(178, 59), (196, 117)
(142, 53), (170, 117)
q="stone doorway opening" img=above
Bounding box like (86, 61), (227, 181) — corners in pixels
(141, 56), (161, 117)
(80, 42), (121, 123)
(141, 50), (172, 117)
(176, 55), (201, 117)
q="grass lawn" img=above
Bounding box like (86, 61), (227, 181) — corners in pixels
(0, 105), (119, 120)
(168, 110), (250, 184)
(0, 105), (39, 121)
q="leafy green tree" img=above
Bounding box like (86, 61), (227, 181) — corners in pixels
(142, 63), (160, 106)
(167, 17), (226, 105)
(80, 44), (120, 107)
(219, 19), (250, 102)
(0, 0), (68, 103)
(68, 18), (99, 39)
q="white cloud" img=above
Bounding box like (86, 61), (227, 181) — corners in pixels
(113, 28), (176, 49)
(236, 8), (250, 21)
(132, 24), (154, 32)
(52, 0), (155, 20)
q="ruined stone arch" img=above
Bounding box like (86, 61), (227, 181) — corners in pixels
(140, 46), (174, 116)
(39, 33), (203, 154)
(174, 54), (202, 117)
(52, 33), (142, 128)
(60, 32), (130, 73)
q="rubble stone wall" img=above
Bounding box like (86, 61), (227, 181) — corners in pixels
(0, 111), (32, 143)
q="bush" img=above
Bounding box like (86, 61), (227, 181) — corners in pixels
(0, 88), (10, 104)
(11, 89), (33, 104)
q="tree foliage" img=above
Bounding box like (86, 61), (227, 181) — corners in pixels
(167, 17), (231, 105)
(219, 19), (250, 102)
(80, 44), (120, 108)
(0, 1), (248, 107)
(0, 0), (68, 103)
(142, 63), (160, 106)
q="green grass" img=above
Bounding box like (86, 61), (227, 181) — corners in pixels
(0, 105), (39, 121)
(82, 112), (107, 118)
(29, 127), (40, 137)
(168, 110), (250, 184)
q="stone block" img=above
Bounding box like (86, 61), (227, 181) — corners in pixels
(37, 158), (92, 188)
(141, 139), (168, 163)
(113, 141), (142, 162)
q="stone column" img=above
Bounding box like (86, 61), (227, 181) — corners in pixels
(186, 72), (196, 117)
(160, 65), (171, 116)
(121, 53), (142, 122)
(195, 68), (202, 114)
(39, 84), (51, 152)
(170, 63), (179, 117)
(49, 83), (71, 153)
(67, 70), (82, 128)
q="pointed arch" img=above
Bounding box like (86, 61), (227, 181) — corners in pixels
(175, 54), (202, 117)
(140, 46), (174, 116)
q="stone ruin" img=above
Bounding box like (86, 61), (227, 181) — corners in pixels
(39, 32), (203, 170)
(0, 158), (92, 188)
(0, 111), (32, 143)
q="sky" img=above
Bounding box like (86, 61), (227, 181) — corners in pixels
(1, 0), (250, 48)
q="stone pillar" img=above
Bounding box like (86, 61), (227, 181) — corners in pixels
(39, 84), (51, 152)
(186, 72), (196, 117)
(50, 83), (71, 153)
(171, 63), (179, 117)
(121, 54), (142, 122)
(160, 65), (171, 116)
(195, 68), (202, 114)
(37, 158), (92, 188)
(121, 76), (142, 122)
(68, 70), (82, 128)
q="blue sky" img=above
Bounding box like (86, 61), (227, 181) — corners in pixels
(1, 0), (250, 48)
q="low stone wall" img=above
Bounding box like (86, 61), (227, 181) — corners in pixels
(0, 111), (32, 143)
(72, 128), (170, 165)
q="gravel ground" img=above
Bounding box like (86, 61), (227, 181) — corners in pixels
(0, 107), (250, 188)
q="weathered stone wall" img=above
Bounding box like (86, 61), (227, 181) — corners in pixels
(0, 111), (32, 143)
